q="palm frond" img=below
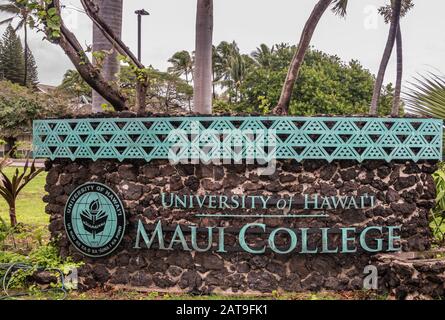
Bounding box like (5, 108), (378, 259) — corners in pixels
(404, 72), (445, 119)
(332, 0), (348, 17)
(0, 16), (14, 26)
(0, 3), (19, 15)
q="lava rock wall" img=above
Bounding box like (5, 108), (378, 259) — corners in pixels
(44, 159), (436, 294)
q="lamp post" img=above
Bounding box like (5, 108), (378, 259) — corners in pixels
(134, 9), (150, 63)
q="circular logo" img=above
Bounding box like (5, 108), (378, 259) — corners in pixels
(64, 183), (126, 258)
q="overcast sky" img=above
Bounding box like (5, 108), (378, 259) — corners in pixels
(1, 0), (444, 87)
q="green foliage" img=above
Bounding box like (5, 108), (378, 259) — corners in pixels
(405, 72), (445, 152)
(58, 69), (92, 99)
(0, 241), (82, 293)
(0, 81), (40, 138)
(119, 65), (193, 112)
(431, 162), (445, 244)
(405, 73), (445, 119)
(168, 50), (193, 82)
(0, 80), (70, 139)
(0, 158), (44, 226)
(0, 25), (23, 83)
(216, 45), (397, 116)
(0, 25), (38, 87)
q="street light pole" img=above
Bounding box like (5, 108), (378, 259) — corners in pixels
(134, 9), (150, 63)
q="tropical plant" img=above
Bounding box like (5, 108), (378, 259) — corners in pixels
(273, 0), (349, 115)
(378, 0), (414, 116)
(222, 45), (395, 116)
(213, 41), (246, 103)
(0, 0), (35, 86)
(91, 0), (123, 112)
(168, 51), (194, 110)
(252, 44), (275, 69)
(431, 162), (445, 244)
(58, 69), (92, 100)
(0, 158), (43, 227)
(404, 72), (445, 120)
(119, 66), (193, 113)
(0, 148), (13, 172)
(370, 0), (402, 115)
(194, 0), (213, 114)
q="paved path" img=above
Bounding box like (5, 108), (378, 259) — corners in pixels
(7, 160), (45, 168)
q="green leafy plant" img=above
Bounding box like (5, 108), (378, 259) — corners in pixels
(405, 72), (445, 153)
(0, 158), (44, 227)
(431, 162), (445, 244)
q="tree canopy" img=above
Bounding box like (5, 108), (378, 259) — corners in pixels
(172, 42), (399, 116)
(0, 80), (69, 139)
(0, 25), (38, 87)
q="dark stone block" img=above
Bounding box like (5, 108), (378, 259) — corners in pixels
(247, 271), (278, 293)
(202, 178), (223, 191)
(169, 175), (184, 191)
(298, 175), (315, 183)
(195, 254), (224, 270)
(340, 168), (358, 181)
(386, 188), (400, 203)
(184, 176), (199, 191)
(280, 174), (297, 183)
(142, 166), (160, 179)
(92, 265), (111, 282)
(394, 176), (418, 191)
(153, 274), (176, 288)
(179, 271), (202, 289)
(320, 164), (337, 181)
(377, 166), (391, 179)
(130, 272), (152, 287)
(390, 202), (417, 216)
(118, 165), (137, 181)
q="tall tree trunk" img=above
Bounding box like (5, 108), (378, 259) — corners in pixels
(92, 0), (123, 113)
(9, 204), (17, 227)
(369, 0), (402, 115)
(391, 23), (402, 117)
(212, 68), (216, 99)
(136, 82), (148, 115)
(194, 0), (213, 114)
(273, 0), (332, 115)
(186, 71), (192, 112)
(23, 22), (28, 87)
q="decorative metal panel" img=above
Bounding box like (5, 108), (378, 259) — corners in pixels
(33, 117), (443, 162)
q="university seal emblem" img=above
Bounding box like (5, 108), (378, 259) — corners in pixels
(64, 183), (126, 257)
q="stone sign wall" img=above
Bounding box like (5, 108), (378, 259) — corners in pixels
(44, 159), (436, 294)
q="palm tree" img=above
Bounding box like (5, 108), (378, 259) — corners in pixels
(252, 44), (275, 69)
(369, 0), (402, 115)
(92, 0), (123, 112)
(168, 51), (193, 84)
(168, 51), (193, 110)
(211, 45), (219, 99)
(214, 41), (242, 102)
(405, 73), (445, 120)
(378, 0), (414, 116)
(405, 72), (445, 153)
(194, 0), (213, 114)
(0, 0), (35, 87)
(273, 0), (349, 115)
(229, 54), (246, 103)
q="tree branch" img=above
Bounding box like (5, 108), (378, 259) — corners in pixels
(48, 0), (128, 111)
(80, 0), (144, 69)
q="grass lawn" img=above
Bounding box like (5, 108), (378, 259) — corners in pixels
(0, 167), (48, 228)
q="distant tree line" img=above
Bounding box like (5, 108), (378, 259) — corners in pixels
(0, 25), (38, 88)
